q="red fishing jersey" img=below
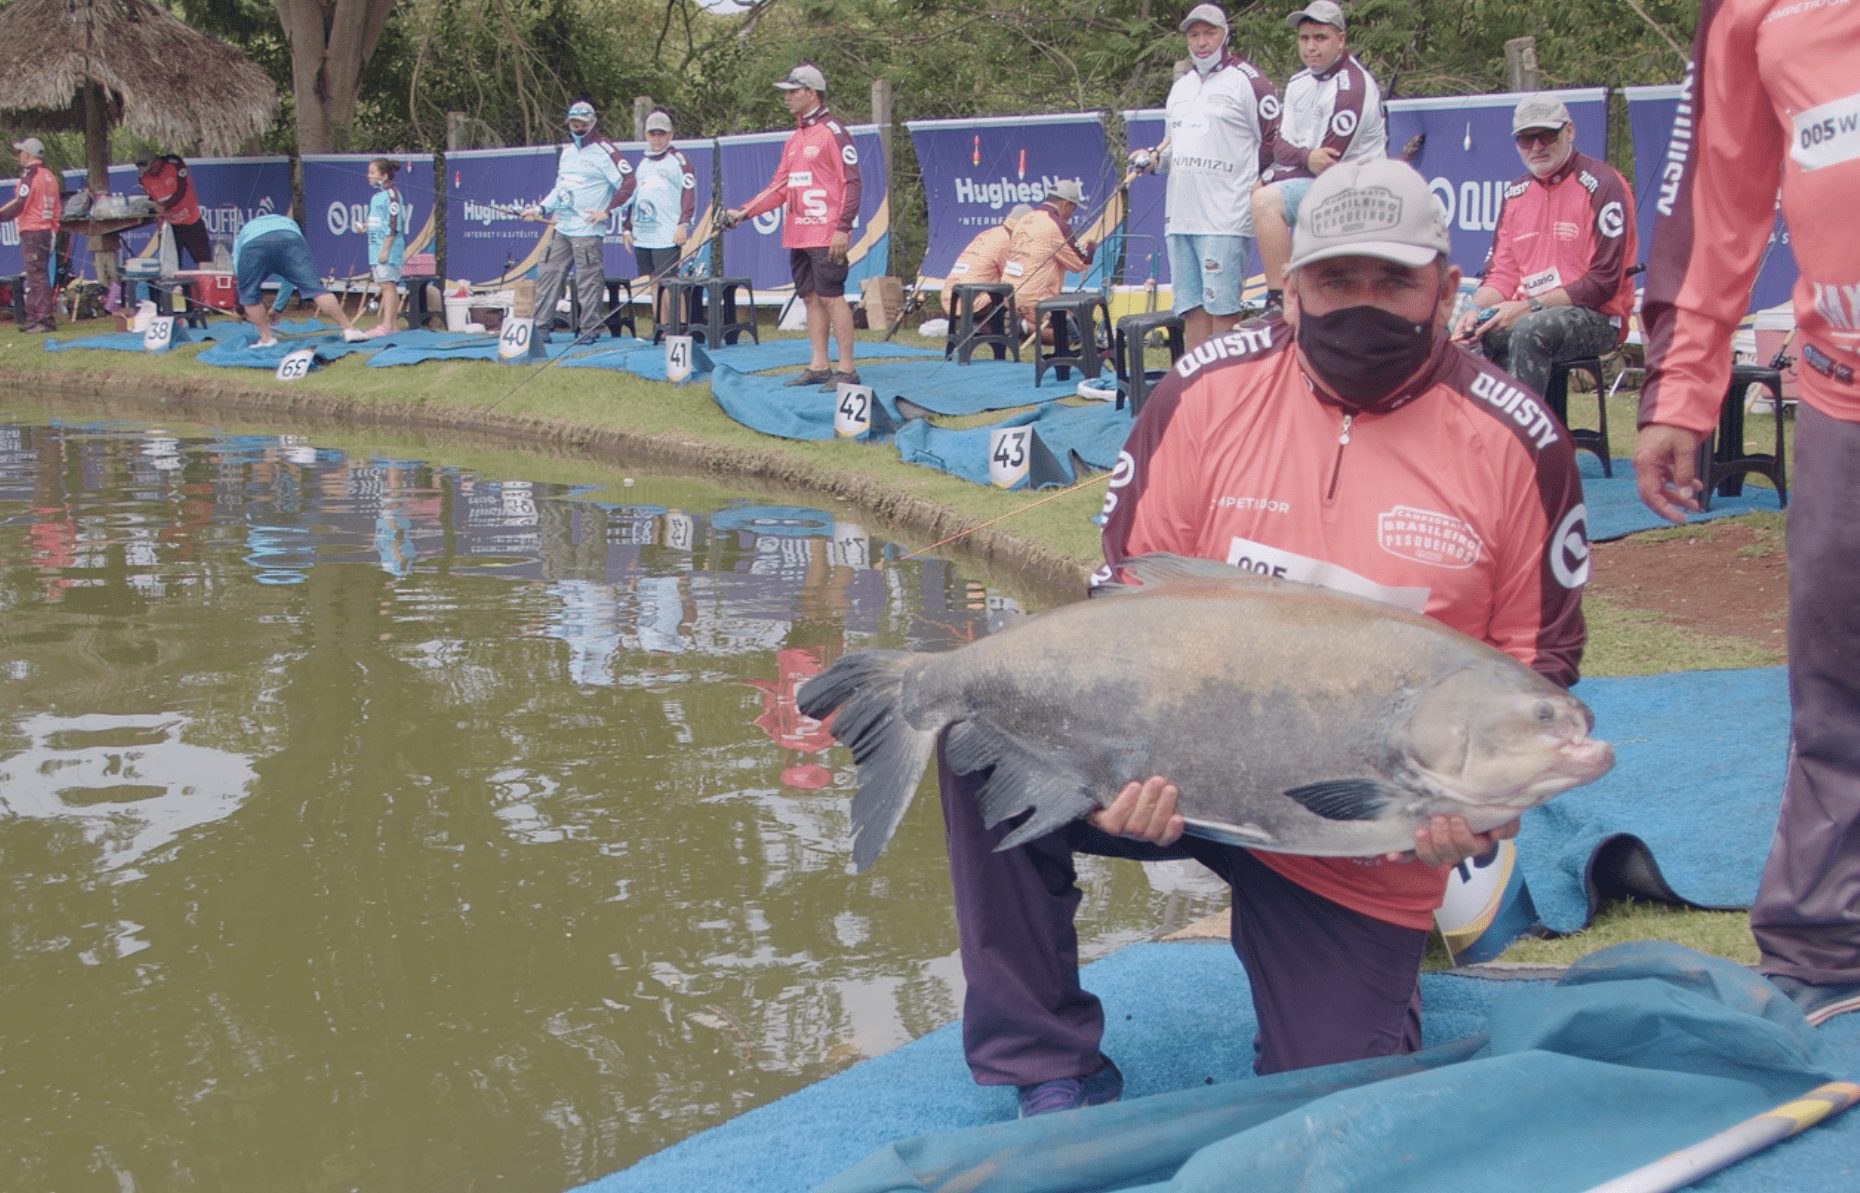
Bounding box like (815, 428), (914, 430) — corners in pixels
(1642, 0), (1860, 431)
(1094, 322), (1588, 929)
(740, 105), (862, 250)
(0, 163), (61, 232)
(1481, 150), (1637, 337)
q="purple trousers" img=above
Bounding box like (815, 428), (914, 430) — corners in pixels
(940, 744), (1427, 1086)
(1752, 401), (1860, 985)
(19, 229), (56, 330)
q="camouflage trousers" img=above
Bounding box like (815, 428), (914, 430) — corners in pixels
(1477, 305), (1618, 400)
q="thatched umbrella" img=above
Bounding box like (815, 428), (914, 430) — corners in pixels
(0, 0), (277, 191)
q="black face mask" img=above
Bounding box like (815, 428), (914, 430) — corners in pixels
(1295, 304), (1439, 414)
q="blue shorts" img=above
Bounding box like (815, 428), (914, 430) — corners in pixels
(1167, 233), (1252, 318)
(236, 231), (327, 307)
(371, 262), (402, 283)
(1274, 178), (1315, 227)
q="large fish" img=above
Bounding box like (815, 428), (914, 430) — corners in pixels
(798, 554), (1614, 871)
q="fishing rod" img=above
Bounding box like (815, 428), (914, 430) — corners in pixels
(436, 222), (726, 451)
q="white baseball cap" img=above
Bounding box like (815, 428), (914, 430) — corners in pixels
(644, 111), (673, 134)
(13, 136), (45, 157)
(775, 64), (827, 93)
(1512, 93), (1572, 133)
(1179, 3), (1229, 31)
(1287, 158), (1451, 272)
(1286, 0), (1347, 30)
(1047, 178), (1087, 205)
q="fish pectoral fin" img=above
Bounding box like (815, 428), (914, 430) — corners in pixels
(1282, 779), (1403, 821)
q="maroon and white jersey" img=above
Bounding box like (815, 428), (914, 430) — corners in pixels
(1265, 53), (1384, 182)
(739, 105), (862, 250)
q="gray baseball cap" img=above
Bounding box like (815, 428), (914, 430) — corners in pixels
(775, 64), (827, 93)
(1047, 178), (1087, 205)
(1287, 158), (1451, 272)
(1179, 3), (1229, 31)
(644, 111), (673, 134)
(1512, 92), (1572, 133)
(13, 136), (45, 157)
(1286, 0), (1346, 30)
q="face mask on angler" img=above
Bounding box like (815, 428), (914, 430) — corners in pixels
(1295, 305), (1440, 413)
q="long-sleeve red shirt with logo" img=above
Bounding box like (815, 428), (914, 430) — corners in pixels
(1481, 150), (1637, 337)
(1640, 0), (1860, 432)
(740, 106), (862, 250)
(1093, 323), (1588, 930)
(0, 163), (61, 232)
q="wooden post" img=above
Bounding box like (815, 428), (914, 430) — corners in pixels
(447, 112), (470, 152)
(1505, 37), (1542, 92)
(634, 96), (655, 142)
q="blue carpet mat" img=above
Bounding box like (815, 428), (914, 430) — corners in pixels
(1581, 453), (1782, 541)
(893, 400), (1135, 486)
(708, 364), (891, 440)
(41, 330), (202, 353)
(1521, 667), (1790, 932)
(572, 942), (1859, 1193)
(364, 331), (619, 367)
(696, 338), (945, 374)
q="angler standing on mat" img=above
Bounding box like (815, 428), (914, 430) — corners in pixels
(521, 100), (634, 358)
(134, 149), (214, 270)
(364, 158), (409, 337)
(625, 109), (698, 331)
(722, 64), (863, 391)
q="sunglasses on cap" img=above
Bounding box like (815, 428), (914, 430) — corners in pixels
(1514, 125), (1567, 149)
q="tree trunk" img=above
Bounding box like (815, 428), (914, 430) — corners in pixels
(271, 0), (397, 153)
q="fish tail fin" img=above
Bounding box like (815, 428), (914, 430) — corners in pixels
(798, 651), (938, 872)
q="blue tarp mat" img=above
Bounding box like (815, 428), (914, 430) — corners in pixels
(1522, 667), (1790, 932)
(708, 356), (1057, 421)
(574, 942), (1860, 1193)
(41, 330), (200, 353)
(1581, 453), (1782, 541)
(363, 331), (619, 367)
(695, 337), (944, 373)
(893, 400), (1135, 486)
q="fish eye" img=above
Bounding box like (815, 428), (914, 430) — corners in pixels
(1533, 701), (1556, 724)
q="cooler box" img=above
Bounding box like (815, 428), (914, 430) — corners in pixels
(1752, 304), (1800, 400)
(176, 270), (236, 314)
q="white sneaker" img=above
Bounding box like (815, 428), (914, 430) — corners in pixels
(341, 328), (370, 343)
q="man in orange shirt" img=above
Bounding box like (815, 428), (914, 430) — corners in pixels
(1, 136), (63, 332)
(1004, 179), (1098, 335)
(940, 203), (1030, 316)
(940, 158), (1587, 1117)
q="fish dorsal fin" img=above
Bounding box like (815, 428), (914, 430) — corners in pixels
(1282, 779), (1403, 821)
(1089, 552), (1294, 599)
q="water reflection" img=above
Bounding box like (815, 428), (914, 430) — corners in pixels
(0, 414), (1225, 1193)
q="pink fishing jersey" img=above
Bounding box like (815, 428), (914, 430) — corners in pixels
(739, 105), (862, 250)
(1480, 149), (1637, 337)
(1093, 322), (1588, 929)
(1641, 0), (1860, 432)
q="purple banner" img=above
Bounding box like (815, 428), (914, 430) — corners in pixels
(902, 112), (1111, 283)
(303, 154), (437, 283)
(716, 125), (889, 300)
(1387, 90), (1607, 279)
(1121, 109), (1170, 288)
(1624, 83), (1794, 315)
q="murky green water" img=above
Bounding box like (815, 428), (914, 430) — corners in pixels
(0, 405), (1225, 1193)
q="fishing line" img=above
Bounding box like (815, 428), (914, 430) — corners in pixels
(895, 469), (1112, 562)
(434, 224), (725, 451)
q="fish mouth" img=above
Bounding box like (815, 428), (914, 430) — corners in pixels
(1554, 735), (1614, 781)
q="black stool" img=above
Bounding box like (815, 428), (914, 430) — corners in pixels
(601, 276), (636, 339)
(1545, 355), (1612, 476)
(147, 277), (207, 328)
(0, 274), (23, 326)
(945, 283), (1018, 363)
(1033, 292), (1110, 387)
(1113, 310), (1186, 415)
(1696, 362), (1789, 510)
(654, 277), (708, 343)
(703, 277), (758, 346)
(400, 273), (442, 330)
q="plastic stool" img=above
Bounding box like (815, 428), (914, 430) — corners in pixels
(704, 277), (758, 346)
(946, 283), (1018, 363)
(1113, 311), (1186, 415)
(147, 277), (207, 328)
(1545, 355), (1612, 476)
(400, 273), (442, 331)
(1033, 292), (1109, 387)
(655, 277), (708, 343)
(1696, 362), (1789, 510)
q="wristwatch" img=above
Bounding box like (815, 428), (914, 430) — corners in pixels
(1528, 295), (1544, 313)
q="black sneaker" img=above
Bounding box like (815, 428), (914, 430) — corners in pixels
(1016, 1057), (1123, 1118)
(1769, 974), (1860, 1026)
(820, 370), (863, 391)
(783, 367), (834, 387)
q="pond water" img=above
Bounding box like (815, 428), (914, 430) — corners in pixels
(0, 404), (1227, 1192)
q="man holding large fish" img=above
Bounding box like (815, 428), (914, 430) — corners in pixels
(801, 158), (1613, 1116)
